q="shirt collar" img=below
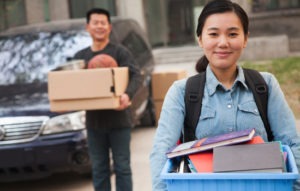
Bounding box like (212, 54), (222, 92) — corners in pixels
(206, 65), (248, 96)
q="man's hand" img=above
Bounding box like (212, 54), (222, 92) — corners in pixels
(116, 93), (131, 111)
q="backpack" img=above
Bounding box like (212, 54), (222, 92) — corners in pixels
(183, 68), (273, 143)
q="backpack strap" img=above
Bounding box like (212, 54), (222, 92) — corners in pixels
(243, 68), (273, 141)
(183, 68), (273, 143)
(183, 72), (206, 142)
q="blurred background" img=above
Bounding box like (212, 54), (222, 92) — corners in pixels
(0, 0), (300, 51)
(0, 1), (299, 190)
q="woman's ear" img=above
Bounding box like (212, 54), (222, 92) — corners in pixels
(243, 32), (249, 48)
(198, 36), (203, 48)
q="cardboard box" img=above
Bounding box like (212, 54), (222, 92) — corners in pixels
(48, 67), (128, 111)
(152, 70), (187, 100)
(49, 97), (120, 111)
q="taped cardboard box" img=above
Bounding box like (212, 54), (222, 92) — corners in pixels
(48, 67), (128, 111)
(151, 70), (187, 100)
(49, 97), (120, 111)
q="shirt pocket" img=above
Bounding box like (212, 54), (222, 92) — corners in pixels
(237, 101), (264, 130)
(197, 105), (216, 137)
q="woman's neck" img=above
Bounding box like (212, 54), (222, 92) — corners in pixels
(211, 66), (238, 89)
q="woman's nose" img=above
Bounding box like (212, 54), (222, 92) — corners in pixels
(218, 35), (229, 47)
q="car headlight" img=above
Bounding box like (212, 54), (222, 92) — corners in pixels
(42, 111), (86, 135)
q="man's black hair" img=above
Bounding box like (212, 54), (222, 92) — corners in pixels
(86, 8), (111, 24)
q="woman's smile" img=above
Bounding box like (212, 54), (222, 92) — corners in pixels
(214, 51), (232, 59)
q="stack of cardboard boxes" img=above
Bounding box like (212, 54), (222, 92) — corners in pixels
(48, 67), (128, 111)
(151, 70), (187, 124)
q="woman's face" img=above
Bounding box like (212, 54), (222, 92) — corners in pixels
(198, 12), (248, 72)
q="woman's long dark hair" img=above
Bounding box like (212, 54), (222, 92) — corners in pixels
(195, 0), (249, 73)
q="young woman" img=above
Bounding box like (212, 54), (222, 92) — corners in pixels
(150, 1), (300, 190)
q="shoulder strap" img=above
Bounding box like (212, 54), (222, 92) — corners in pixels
(183, 68), (273, 143)
(183, 72), (206, 142)
(243, 68), (273, 141)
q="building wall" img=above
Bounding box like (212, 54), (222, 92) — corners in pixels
(249, 9), (300, 51)
(25, 0), (45, 24)
(143, 0), (168, 46)
(233, 0), (251, 13)
(25, 0), (68, 23)
(49, 0), (69, 21)
(1, 0), (300, 51)
(116, 0), (146, 31)
(250, 10), (300, 37)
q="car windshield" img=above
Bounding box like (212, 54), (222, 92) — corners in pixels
(0, 30), (91, 86)
(0, 29), (92, 117)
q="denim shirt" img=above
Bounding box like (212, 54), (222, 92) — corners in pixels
(150, 65), (300, 191)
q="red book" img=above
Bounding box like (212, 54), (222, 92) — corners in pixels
(188, 151), (213, 172)
(246, 135), (264, 144)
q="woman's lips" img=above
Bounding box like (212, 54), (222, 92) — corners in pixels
(215, 51), (232, 58)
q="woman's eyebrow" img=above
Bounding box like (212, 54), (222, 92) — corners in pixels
(207, 27), (218, 31)
(207, 27), (240, 31)
(228, 27), (240, 31)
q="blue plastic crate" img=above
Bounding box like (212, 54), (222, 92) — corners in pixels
(161, 145), (299, 191)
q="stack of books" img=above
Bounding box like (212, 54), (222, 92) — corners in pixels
(167, 128), (287, 173)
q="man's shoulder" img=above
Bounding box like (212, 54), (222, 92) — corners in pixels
(107, 42), (127, 51)
(74, 46), (90, 56)
(105, 43), (132, 59)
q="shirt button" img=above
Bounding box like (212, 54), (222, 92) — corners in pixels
(227, 104), (232, 109)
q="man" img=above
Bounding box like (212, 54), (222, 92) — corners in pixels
(73, 8), (142, 191)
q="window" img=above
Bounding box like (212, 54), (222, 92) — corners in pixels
(0, 30), (91, 85)
(0, 0), (26, 31)
(69, 0), (116, 18)
(252, 0), (300, 12)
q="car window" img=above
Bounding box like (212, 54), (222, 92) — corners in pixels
(121, 31), (151, 67)
(0, 30), (91, 85)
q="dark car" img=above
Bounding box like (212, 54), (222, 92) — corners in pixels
(0, 17), (155, 181)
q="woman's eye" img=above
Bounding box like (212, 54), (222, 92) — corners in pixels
(229, 33), (238, 37)
(208, 33), (218, 37)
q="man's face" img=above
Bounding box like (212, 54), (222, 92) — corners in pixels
(86, 14), (111, 42)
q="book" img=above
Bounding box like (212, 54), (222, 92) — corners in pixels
(187, 135), (264, 173)
(178, 157), (191, 173)
(213, 142), (284, 173)
(186, 158), (197, 173)
(178, 158), (185, 173)
(166, 128), (256, 159)
(246, 135), (264, 144)
(188, 151), (213, 173)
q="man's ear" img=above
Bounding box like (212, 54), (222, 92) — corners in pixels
(108, 23), (112, 32)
